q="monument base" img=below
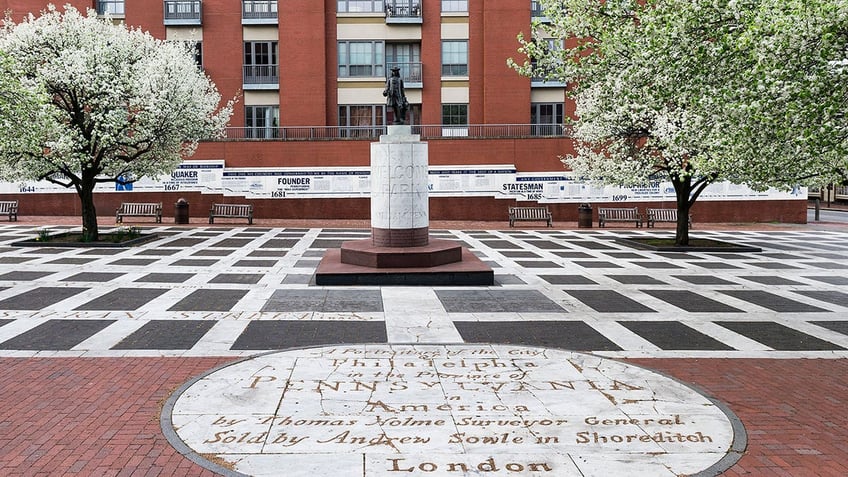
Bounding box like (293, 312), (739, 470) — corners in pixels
(315, 244), (494, 286)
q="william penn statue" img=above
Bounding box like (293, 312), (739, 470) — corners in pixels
(383, 66), (408, 125)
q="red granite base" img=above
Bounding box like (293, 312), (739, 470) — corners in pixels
(316, 246), (494, 286)
(340, 238), (461, 268)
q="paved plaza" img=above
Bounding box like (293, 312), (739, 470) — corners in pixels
(0, 220), (847, 475)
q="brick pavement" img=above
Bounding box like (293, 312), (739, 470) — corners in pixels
(0, 216), (846, 476)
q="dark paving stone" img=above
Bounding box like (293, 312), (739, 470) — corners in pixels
(0, 287), (88, 310)
(171, 259), (219, 267)
(231, 321), (387, 350)
(804, 276), (848, 286)
(632, 261), (685, 269)
(0, 319), (114, 350)
(454, 321), (621, 351)
(260, 238), (300, 248)
(525, 240), (567, 250)
(134, 273), (195, 283)
(47, 258), (99, 265)
(607, 275), (666, 285)
(618, 321), (734, 350)
(792, 290), (848, 308)
(248, 250), (288, 258)
(135, 249), (180, 256)
(705, 253), (753, 260)
(655, 252), (703, 260)
(809, 253), (846, 260)
(108, 258), (159, 266)
(494, 275), (526, 285)
(718, 290), (828, 313)
(552, 251), (594, 259)
(262, 290), (384, 312)
(604, 252), (647, 259)
(569, 240), (617, 250)
(233, 260), (277, 267)
(79, 249), (125, 256)
(193, 231), (225, 236)
(716, 321), (845, 351)
(694, 262), (742, 269)
(500, 251), (541, 258)
(516, 260), (562, 269)
(740, 276), (805, 286)
(761, 253), (805, 260)
(161, 237), (208, 247)
(436, 290), (564, 313)
(112, 320), (217, 350)
(0, 257), (38, 264)
(210, 273), (264, 284)
(23, 248), (69, 254)
(746, 262), (802, 270)
(308, 239), (347, 249)
(168, 289), (249, 311)
(0, 319), (11, 328)
(572, 261), (623, 269)
(281, 274), (313, 284)
(302, 250), (327, 257)
(565, 290), (656, 313)
(480, 240), (521, 250)
(62, 272), (124, 283)
(812, 321), (848, 336)
(744, 242), (803, 251)
(0, 271), (54, 281)
(75, 288), (169, 311)
(484, 260), (502, 268)
(642, 290), (744, 313)
(210, 238), (255, 248)
(191, 249), (234, 256)
(294, 259), (320, 268)
(539, 275), (597, 285)
(802, 262), (848, 269)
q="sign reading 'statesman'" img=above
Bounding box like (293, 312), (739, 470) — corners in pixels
(165, 344), (743, 477)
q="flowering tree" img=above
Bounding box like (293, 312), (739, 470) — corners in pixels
(0, 6), (232, 241)
(512, 0), (848, 245)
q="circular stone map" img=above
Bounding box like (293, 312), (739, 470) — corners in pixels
(163, 345), (745, 477)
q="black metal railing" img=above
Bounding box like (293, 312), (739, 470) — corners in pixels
(242, 0), (277, 20)
(385, 1), (421, 18)
(164, 1), (201, 22)
(386, 61), (423, 83)
(97, 0), (125, 16)
(243, 64), (279, 85)
(213, 124), (571, 141)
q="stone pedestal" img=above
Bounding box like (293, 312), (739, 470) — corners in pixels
(315, 126), (493, 286)
(370, 125), (429, 247)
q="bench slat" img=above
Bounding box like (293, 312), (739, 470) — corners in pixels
(209, 204), (253, 224)
(508, 207), (552, 227)
(646, 208), (692, 228)
(0, 200), (18, 221)
(116, 202), (162, 223)
(598, 207), (642, 227)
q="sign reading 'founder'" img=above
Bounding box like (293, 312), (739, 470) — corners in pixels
(164, 345), (744, 476)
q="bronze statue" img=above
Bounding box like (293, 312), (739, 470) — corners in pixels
(383, 66), (408, 125)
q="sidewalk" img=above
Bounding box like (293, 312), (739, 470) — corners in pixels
(0, 221), (846, 475)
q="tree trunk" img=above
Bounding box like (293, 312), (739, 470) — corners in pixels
(672, 176), (692, 246)
(77, 173), (99, 242)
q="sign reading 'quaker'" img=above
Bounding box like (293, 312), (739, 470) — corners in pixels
(165, 345), (743, 476)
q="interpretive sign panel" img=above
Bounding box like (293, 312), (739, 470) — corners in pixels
(164, 344), (744, 477)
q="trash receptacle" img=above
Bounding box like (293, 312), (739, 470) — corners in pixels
(578, 203), (592, 228)
(174, 198), (189, 224)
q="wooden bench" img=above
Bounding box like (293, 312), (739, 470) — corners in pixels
(646, 208), (692, 228)
(115, 202), (162, 223)
(0, 200), (18, 221)
(209, 203), (253, 224)
(509, 206), (553, 227)
(598, 207), (643, 227)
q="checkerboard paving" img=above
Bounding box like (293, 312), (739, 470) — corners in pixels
(0, 225), (846, 358)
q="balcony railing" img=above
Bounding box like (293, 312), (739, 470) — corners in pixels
(97, 0), (125, 16)
(243, 64), (279, 88)
(242, 0), (277, 23)
(386, 61), (423, 86)
(213, 124), (571, 141)
(385, 1), (422, 23)
(164, 1), (202, 25)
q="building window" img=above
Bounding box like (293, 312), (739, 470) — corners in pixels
(441, 0), (467, 12)
(338, 41), (384, 78)
(386, 43), (422, 83)
(441, 40), (468, 76)
(339, 105), (385, 137)
(193, 42), (203, 69)
(441, 103), (468, 136)
(337, 0), (383, 13)
(97, 0), (125, 16)
(246, 106), (279, 139)
(244, 41), (279, 85)
(530, 103), (564, 136)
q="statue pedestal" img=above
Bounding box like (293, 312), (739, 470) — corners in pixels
(315, 126), (494, 286)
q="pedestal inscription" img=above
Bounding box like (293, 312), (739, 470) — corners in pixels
(165, 345), (744, 476)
